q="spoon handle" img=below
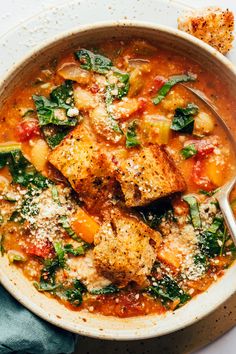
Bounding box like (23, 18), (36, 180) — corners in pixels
(217, 178), (236, 245)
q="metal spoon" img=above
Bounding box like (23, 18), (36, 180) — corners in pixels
(182, 84), (236, 244)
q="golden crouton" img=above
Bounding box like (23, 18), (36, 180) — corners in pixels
(48, 123), (110, 205)
(178, 7), (234, 55)
(93, 212), (162, 287)
(110, 145), (186, 207)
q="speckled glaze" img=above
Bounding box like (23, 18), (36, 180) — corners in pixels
(0, 21), (236, 340)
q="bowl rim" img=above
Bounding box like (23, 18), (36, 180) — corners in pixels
(1, 19), (236, 340)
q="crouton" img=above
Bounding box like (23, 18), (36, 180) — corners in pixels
(178, 7), (234, 55)
(110, 145), (186, 207)
(48, 123), (111, 205)
(93, 212), (161, 287)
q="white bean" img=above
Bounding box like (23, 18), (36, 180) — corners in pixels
(30, 139), (49, 172)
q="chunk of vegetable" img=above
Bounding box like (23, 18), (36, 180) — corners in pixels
(148, 275), (190, 307)
(152, 73), (196, 105)
(64, 279), (87, 306)
(112, 98), (144, 120)
(183, 195), (202, 229)
(142, 116), (171, 145)
(192, 159), (215, 191)
(181, 144), (197, 159)
(74, 87), (98, 110)
(57, 63), (92, 84)
(30, 139), (49, 172)
(17, 119), (40, 142)
(7, 250), (26, 263)
(205, 158), (224, 186)
(125, 120), (140, 148)
(75, 49), (113, 74)
(171, 103), (199, 134)
(71, 208), (100, 244)
(0, 145), (51, 189)
(193, 112), (215, 135)
(90, 284), (119, 295)
(33, 80), (77, 125)
(128, 63), (150, 97)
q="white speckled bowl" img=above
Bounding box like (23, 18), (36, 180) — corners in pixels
(0, 21), (236, 340)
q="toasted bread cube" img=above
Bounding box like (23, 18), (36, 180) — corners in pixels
(111, 145), (186, 207)
(178, 7), (234, 55)
(93, 212), (161, 287)
(48, 124), (109, 199)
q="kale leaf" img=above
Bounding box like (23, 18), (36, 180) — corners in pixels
(183, 195), (201, 229)
(42, 125), (70, 149)
(0, 146), (51, 189)
(137, 198), (174, 230)
(199, 217), (227, 257)
(125, 120), (140, 148)
(148, 275), (190, 306)
(171, 103), (199, 134)
(181, 144), (197, 159)
(34, 258), (60, 292)
(75, 49), (113, 74)
(33, 80), (78, 148)
(64, 279), (87, 306)
(90, 284), (119, 295)
(64, 244), (87, 256)
(152, 73), (196, 105)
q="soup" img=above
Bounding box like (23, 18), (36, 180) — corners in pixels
(0, 39), (235, 318)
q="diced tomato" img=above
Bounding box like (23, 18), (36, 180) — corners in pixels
(17, 119), (40, 142)
(90, 83), (100, 94)
(137, 97), (147, 112)
(192, 159), (215, 191)
(25, 239), (54, 258)
(146, 75), (166, 94)
(185, 139), (217, 158)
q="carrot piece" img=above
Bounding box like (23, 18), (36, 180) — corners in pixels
(71, 208), (100, 244)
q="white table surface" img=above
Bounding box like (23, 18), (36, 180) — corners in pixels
(1, 1), (236, 353)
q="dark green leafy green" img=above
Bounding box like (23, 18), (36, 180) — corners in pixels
(106, 70), (130, 103)
(35, 258), (59, 291)
(181, 144), (197, 159)
(42, 125), (70, 149)
(199, 189), (219, 197)
(60, 216), (79, 241)
(137, 198), (174, 230)
(148, 275), (190, 306)
(183, 195), (201, 229)
(90, 284), (119, 295)
(64, 244), (87, 256)
(126, 121), (140, 148)
(54, 242), (66, 268)
(33, 81), (78, 148)
(171, 103), (199, 134)
(0, 146), (51, 189)
(33, 96), (77, 127)
(64, 279), (86, 306)
(199, 217), (228, 257)
(208, 217), (223, 234)
(22, 109), (35, 118)
(75, 49), (113, 74)
(194, 253), (208, 273)
(50, 81), (74, 108)
(0, 235), (5, 256)
(152, 73), (196, 105)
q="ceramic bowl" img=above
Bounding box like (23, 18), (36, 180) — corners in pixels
(0, 21), (236, 340)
